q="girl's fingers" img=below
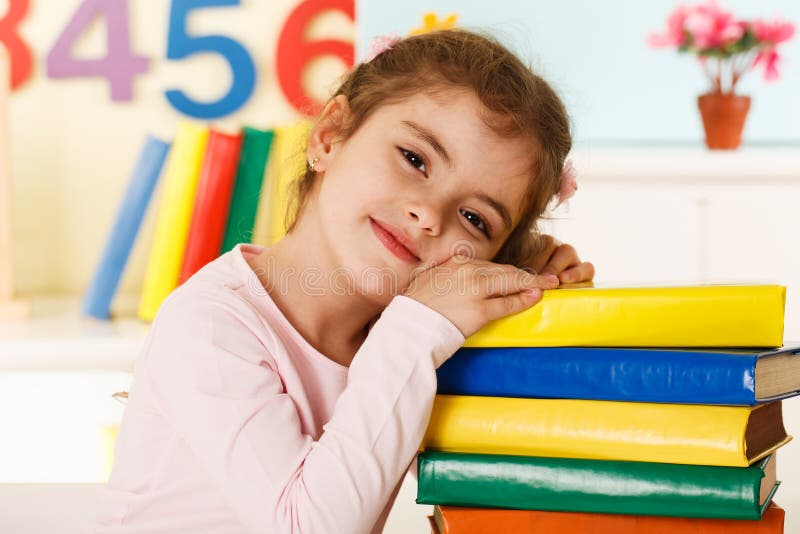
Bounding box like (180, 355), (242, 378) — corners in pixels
(558, 261), (595, 284)
(525, 234), (561, 274)
(540, 243), (580, 277)
(475, 264), (558, 297)
(484, 288), (543, 322)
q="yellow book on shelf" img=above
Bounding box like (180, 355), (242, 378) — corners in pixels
(138, 122), (209, 322)
(423, 395), (791, 467)
(464, 284), (786, 348)
(251, 120), (311, 246)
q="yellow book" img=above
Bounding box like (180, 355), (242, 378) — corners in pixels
(251, 120), (311, 246)
(423, 395), (791, 467)
(138, 122), (209, 322)
(464, 284), (785, 348)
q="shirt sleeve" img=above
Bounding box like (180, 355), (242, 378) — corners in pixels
(142, 288), (465, 534)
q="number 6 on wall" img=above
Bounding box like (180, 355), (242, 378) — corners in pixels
(165, 0), (256, 119)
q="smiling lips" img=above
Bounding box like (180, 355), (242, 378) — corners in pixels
(370, 217), (420, 263)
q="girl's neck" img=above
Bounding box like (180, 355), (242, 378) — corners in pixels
(250, 231), (386, 368)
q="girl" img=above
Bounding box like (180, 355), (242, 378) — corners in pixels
(93, 29), (594, 533)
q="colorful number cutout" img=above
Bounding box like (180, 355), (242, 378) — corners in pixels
(46, 0), (149, 101)
(276, 0), (355, 116)
(0, 0), (34, 90)
(165, 0), (256, 119)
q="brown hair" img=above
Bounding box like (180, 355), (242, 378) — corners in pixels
(285, 29), (572, 266)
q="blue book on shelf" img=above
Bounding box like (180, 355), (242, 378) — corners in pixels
(437, 345), (800, 405)
(82, 135), (171, 320)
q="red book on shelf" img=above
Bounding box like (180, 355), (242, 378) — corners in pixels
(179, 129), (243, 283)
(429, 503), (785, 534)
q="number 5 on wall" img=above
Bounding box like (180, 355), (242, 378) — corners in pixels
(165, 0), (256, 119)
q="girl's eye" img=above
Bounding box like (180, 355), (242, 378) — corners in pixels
(460, 208), (491, 239)
(399, 148), (427, 175)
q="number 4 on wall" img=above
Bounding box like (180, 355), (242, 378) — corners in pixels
(45, 0), (149, 102)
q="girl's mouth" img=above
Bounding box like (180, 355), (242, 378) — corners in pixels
(369, 217), (420, 263)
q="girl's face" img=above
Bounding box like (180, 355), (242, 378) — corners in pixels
(306, 88), (535, 297)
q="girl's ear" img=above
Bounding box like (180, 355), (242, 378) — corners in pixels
(307, 94), (350, 173)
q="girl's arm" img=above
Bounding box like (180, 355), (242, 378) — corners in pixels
(142, 287), (464, 534)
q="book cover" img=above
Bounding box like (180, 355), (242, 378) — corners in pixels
(220, 126), (273, 253)
(417, 451), (779, 520)
(463, 284), (785, 348)
(423, 395), (790, 467)
(138, 122), (208, 322)
(83, 134), (170, 319)
(251, 120), (311, 246)
(179, 129), (243, 283)
(437, 345), (800, 405)
(430, 502), (785, 533)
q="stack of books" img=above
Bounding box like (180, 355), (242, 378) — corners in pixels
(419, 284), (797, 533)
(82, 120), (310, 321)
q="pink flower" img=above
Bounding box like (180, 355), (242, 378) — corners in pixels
(751, 19), (795, 81)
(683, 1), (743, 49)
(363, 33), (402, 63)
(753, 49), (781, 81)
(556, 159), (578, 207)
(752, 18), (796, 44)
(649, 5), (691, 47)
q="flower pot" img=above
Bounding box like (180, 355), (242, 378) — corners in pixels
(697, 93), (751, 150)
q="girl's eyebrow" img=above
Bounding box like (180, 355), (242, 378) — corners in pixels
(474, 192), (512, 231)
(400, 120), (512, 233)
(401, 120), (452, 167)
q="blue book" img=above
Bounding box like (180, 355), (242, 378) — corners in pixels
(83, 135), (171, 319)
(437, 345), (800, 405)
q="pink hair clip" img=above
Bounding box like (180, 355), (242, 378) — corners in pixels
(556, 158), (578, 207)
(363, 32), (402, 63)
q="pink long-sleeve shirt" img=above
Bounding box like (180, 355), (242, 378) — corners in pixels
(91, 243), (465, 534)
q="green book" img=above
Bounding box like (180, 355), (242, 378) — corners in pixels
(416, 451), (779, 520)
(221, 126), (274, 253)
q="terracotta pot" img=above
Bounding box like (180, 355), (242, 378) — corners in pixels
(697, 92), (751, 150)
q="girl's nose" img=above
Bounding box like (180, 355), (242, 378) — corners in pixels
(406, 204), (442, 237)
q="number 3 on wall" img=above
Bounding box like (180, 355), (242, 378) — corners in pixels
(165, 0), (256, 119)
(0, 0), (34, 90)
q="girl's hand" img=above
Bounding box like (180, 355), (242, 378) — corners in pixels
(402, 256), (560, 339)
(524, 234), (595, 285)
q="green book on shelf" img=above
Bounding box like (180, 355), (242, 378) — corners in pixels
(221, 126), (274, 253)
(416, 451), (779, 520)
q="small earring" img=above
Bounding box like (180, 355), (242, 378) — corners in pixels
(309, 157), (319, 171)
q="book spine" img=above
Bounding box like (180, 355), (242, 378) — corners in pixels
(433, 503), (785, 533)
(138, 122), (208, 322)
(463, 285), (785, 348)
(417, 451), (770, 520)
(220, 126), (273, 253)
(179, 129), (243, 283)
(437, 347), (759, 405)
(423, 394), (758, 466)
(82, 135), (170, 319)
(265, 121), (311, 245)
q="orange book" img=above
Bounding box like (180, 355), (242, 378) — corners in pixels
(430, 503), (785, 533)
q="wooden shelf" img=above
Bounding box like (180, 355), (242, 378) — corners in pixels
(0, 297), (147, 372)
(571, 146), (800, 183)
